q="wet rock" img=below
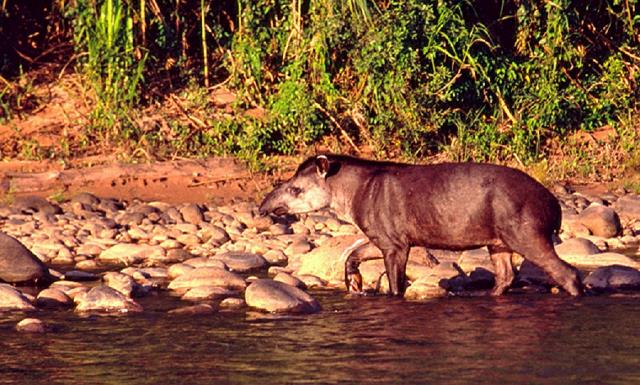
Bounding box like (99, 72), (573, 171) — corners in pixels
(0, 284), (35, 310)
(213, 252), (268, 273)
(74, 285), (143, 313)
(517, 260), (555, 287)
(245, 279), (321, 314)
(167, 267), (246, 292)
(180, 203), (204, 224)
(577, 204), (622, 238)
(16, 318), (46, 333)
(405, 277), (449, 300)
(0, 232), (50, 283)
(168, 303), (215, 315)
(103, 272), (138, 297)
(64, 270), (100, 282)
(613, 194), (640, 220)
(36, 288), (73, 308)
(98, 243), (165, 265)
(273, 272), (306, 289)
(219, 297), (245, 309)
(296, 235), (367, 286)
(466, 268), (496, 290)
(181, 286), (237, 301)
(584, 265), (640, 291)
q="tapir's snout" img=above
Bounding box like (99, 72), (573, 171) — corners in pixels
(258, 189), (289, 217)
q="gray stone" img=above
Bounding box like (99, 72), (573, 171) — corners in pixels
(16, 318), (46, 333)
(613, 194), (640, 220)
(167, 267), (246, 292)
(98, 243), (165, 265)
(0, 284), (35, 310)
(555, 238), (601, 257)
(36, 288), (73, 308)
(168, 303), (215, 315)
(584, 265), (640, 291)
(74, 285), (143, 313)
(14, 195), (62, 215)
(103, 272), (138, 297)
(577, 204), (622, 238)
(180, 203), (204, 224)
(71, 192), (101, 206)
(273, 272), (306, 289)
(199, 224), (230, 246)
(245, 279), (321, 314)
(0, 232), (49, 283)
(181, 286), (237, 301)
(213, 252), (268, 273)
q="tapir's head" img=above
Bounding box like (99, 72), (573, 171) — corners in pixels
(259, 155), (333, 216)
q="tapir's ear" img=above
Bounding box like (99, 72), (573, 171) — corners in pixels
(315, 155), (330, 178)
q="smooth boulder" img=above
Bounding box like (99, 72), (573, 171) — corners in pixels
(167, 267), (246, 292)
(245, 279), (321, 314)
(74, 285), (143, 313)
(577, 204), (622, 238)
(0, 284), (36, 310)
(584, 265), (640, 291)
(0, 232), (49, 283)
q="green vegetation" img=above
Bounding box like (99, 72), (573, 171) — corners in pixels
(0, 0), (638, 175)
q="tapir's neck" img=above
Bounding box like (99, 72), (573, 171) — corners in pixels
(325, 164), (368, 224)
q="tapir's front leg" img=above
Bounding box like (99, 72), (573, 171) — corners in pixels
(344, 241), (383, 293)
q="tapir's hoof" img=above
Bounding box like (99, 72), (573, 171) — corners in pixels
(346, 272), (364, 293)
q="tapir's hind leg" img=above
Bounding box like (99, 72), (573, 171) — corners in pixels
(507, 235), (583, 296)
(488, 245), (516, 296)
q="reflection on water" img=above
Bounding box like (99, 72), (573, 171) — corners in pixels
(2, 292), (640, 385)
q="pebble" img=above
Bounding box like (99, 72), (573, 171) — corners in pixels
(16, 318), (46, 333)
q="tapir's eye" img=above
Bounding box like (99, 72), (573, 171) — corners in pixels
(288, 186), (302, 196)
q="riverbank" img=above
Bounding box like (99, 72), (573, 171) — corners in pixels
(0, 163), (639, 331)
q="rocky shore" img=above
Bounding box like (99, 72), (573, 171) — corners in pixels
(0, 185), (639, 332)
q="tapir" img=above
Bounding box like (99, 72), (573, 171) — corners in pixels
(259, 154), (583, 297)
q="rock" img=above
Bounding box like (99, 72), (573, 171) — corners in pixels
(16, 318), (46, 333)
(219, 297), (245, 309)
(577, 204), (622, 238)
(0, 284), (35, 310)
(245, 279), (321, 314)
(167, 267), (246, 292)
(517, 260), (555, 287)
(71, 192), (101, 206)
(98, 243), (165, 265)
(457, 248), (492, 273)
(294, 274), (327, 288)
(561, 252), (640, 269)
(284, 240), (313, 257)
(263, 249), (288, 265)
(0, 231), (50, 283)
(296, 235), (367, 286)
(103, 272), (138, 297)
(613, 194), (640, 220)
(14, 195), (62, 215)
(184, 257), (227, 269)
(168, 303), (215, 315)
(584, 265), (640, 291)
(64, 270), (100, 281)
(555, 238), (601, 258)
(74, 285), (143, 313)
(273, 272), (306, 289)
(36, 288), (73, 308)
(198, 224), (230, 246)
(213, 252), (268, 273)
(168, 263), (196, 279)
(405, 277), (449, 300)
(466, 268), (496, 290)
(181, 286), (237, 301)
(180, 203), (204, 224)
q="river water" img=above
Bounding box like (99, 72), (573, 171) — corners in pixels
(2, 290), (640, 385)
